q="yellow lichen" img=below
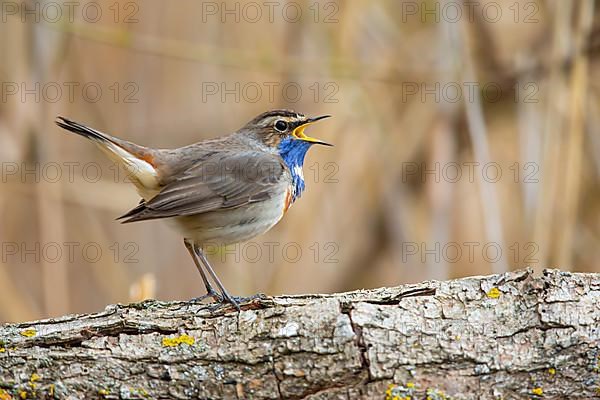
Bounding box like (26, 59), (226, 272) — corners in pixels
(426, 388), (447, 400)
(548, 367), (556, 375)
(486, 287), (501, 299)
(20, 329), (36, 338)
(98, 389), (110, 396)
(129, 387), (149, 398)
(532, 387), (543, 395)
(385, 384), (397, 400)
(0, 348), (5, 353)
(385, 383), (416, 400)
(18, 391), (26, 400)
(27, 373), (39, 392)
(162, 334), (195, 347)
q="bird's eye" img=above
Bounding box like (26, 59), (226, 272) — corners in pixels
(274, 120), (288, 132)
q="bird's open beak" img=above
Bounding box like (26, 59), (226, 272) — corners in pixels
(292, 115), (333, 146)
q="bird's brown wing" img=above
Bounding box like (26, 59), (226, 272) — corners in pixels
(118, 150), (287, 223)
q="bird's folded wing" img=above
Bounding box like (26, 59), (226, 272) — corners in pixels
(118, 151), (286, 223)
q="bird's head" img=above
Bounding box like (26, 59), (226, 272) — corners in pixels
(241, 109), (332, 202)
(242, 109), (332, 151)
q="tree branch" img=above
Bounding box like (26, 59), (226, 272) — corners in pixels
(0, 269), (598, 399)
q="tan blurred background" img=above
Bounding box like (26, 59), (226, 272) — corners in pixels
(0, 0), (599, 322)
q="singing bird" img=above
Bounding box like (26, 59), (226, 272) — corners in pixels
(55, 110), (331, 309)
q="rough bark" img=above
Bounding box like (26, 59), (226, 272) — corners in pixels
(0, 268), (598, 400)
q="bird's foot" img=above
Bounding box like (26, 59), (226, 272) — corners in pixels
(231, 293), (268, 304)
(220, 293), (269, 311)
(196, 292), (269, 313)
(221, 292), (241, 312)
(190, 289), (223, 304)
(192, 290), (239, 312)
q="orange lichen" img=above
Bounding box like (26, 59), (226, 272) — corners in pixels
(0, 389), (12, 400)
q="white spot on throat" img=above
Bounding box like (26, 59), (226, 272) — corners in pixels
(293, 165), (304, 181)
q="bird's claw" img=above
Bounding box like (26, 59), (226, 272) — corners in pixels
(191, 289), (223, 303)
(231, 293), (267, 304)
(193, 292), (268, 313)
(221, 292), (241, 311)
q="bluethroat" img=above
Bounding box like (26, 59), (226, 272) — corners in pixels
(55, 110), (331, 309)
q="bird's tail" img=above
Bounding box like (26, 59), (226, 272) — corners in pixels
(55, 116), (160, 199)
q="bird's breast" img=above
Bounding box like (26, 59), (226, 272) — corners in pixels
(171, 182), (290, 246)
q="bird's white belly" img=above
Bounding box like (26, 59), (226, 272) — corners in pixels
(168, 189), (289, 246)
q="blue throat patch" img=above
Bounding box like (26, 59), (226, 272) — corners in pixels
(278, 137), (312, 202)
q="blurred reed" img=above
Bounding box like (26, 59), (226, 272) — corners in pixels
(0, 0), (598, 322)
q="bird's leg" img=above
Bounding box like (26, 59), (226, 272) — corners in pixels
(194, 246), (241, 311)
(183, 239), (222, 302)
